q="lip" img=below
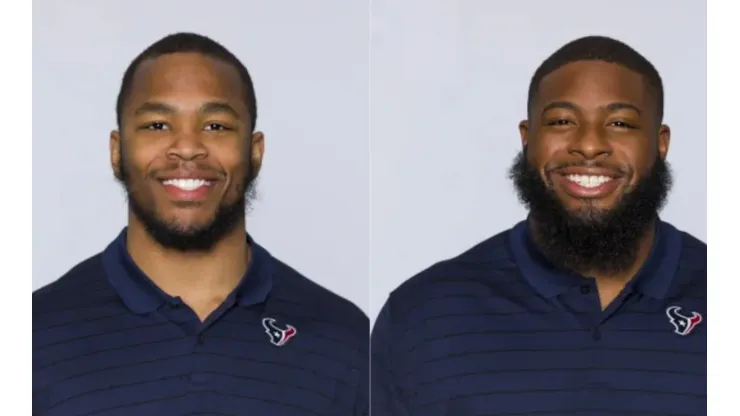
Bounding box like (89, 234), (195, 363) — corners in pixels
(160, 180), (214, 202)
(156, 170), (220, 202)
(554, 166), (623, 178)
(552, 171), (624, 200)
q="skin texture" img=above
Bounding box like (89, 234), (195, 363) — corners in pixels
(109, 52), (264, 320)
(517, 60), (671, 308)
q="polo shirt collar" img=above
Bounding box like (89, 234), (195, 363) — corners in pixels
(102, 228), (274, 315)
(508, 218), (682, 300)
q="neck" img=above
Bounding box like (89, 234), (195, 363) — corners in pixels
(125, 213), (250, 316)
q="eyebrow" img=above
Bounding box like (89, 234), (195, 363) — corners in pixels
(540, 101), (577, 115)
(133, 101), (176, 116)
(606, 102), (642, 115)
(133, 101), (241, 120)
(199, 102), (241, 120)
(540, 101), (643, 116)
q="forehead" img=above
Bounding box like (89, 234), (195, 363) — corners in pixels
(535, 60), (653, 113)
(126, 52), (246, 113)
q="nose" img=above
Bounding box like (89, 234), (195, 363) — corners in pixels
(568, 124), (612, 160)
(166, 131), (208, 161)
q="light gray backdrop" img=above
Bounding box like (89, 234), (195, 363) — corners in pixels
(370, 0), (707, 320)
(33, 1), (707, 322)
(33, 1), (370, 313)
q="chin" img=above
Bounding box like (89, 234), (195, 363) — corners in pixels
(159, 212), (215, 230)
(555, 190), (622, 210)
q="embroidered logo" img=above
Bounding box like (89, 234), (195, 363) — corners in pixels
(262, 317), (297, 346)
(665, 306), (703, 336)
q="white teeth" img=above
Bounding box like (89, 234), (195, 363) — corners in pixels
(565, 175), (612, 188)
(162, 179), (211, 191)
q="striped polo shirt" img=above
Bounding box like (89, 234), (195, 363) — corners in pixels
(372, 220), (706, 415)
(34, 229), (369, 416)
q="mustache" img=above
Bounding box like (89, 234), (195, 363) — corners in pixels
(149, 161), (226, 179)
(518, 146), (630, 176)
(545, 160), (630, 175)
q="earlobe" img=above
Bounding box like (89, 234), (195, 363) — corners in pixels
(518, 120), (530, 149)
(110, 130), (122, 180)
(658, 124), (671, 159)
(250, 131), (265, 175)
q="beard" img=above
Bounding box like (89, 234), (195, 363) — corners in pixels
(117, 144), (257, 252)
(508, 149), (672, 276)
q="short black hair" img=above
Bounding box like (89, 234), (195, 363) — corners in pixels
(115, 32), (257, 131)
(527, 35), (664, 122)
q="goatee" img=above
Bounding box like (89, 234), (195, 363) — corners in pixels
(117, 144), (257, 252)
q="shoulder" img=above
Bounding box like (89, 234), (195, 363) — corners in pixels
(33, 253), (120, 343)
(270, 257), (369, 346)
(387, 228), (516, 312)
(372, 229), (518, 361)
(678, 228), (706, 268)
(33, 253), (111, 312)
(662, 222), (706, 297)
(663, 221), (706, 276)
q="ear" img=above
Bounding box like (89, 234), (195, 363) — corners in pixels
(657, 124), (671, 160)
(250, 131), (265, 177)
(110, 130), (122, 180)
(518, 120), (530, 149)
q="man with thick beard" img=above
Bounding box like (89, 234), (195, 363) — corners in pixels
(33, 33), (368, 416)
(372, 36), (706, 415)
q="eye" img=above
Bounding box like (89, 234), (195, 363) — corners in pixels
(610, 121), (635, 129)
(547, 119), (574, 126)
(204, 123), (230, 131)
(145, 122), (168, 131)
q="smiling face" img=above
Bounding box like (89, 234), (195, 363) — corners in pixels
(513, 60), (673, 275)
(110, 52), (264, 251)
(522, 60), (669, 214)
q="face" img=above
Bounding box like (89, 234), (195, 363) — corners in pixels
(513, 60), (672, 275)
(110, 52), (264, 251)
(521, 60), (669, 212)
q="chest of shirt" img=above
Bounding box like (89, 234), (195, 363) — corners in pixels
(393, 295), (706, 416)
(34, 309), (361, 416)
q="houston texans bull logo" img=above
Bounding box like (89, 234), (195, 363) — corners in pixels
(665, 306), (703, 336)
(262, 317), (297, 346)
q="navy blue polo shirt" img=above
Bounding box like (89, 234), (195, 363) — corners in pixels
(34, 229), (369, 416)
(372, 220), (706, 415)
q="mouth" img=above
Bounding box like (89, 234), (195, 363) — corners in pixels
(552, 169), (624, 199)
(160, 178), (214, 202)
(564, 174), (614, 188)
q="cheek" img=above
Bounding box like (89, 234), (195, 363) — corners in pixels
(215, 150), (251, 191)
(616, 145), (654, 182)
(121, 138), (162, 172)
(526, 145), (554, 175)
(119, 153), (146, 183)
(120, 151), (162, 193)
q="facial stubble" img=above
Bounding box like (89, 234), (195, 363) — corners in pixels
(116, 141), (257, 252)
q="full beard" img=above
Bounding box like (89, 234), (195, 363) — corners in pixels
(117, 146), (257, 253)
(508, 149), (672, 276)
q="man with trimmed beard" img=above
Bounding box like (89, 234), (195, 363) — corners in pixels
(33, 33), (368, 416)
(372, 36), (706, 415)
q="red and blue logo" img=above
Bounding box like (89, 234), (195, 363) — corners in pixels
(262, 317), (297, 346)
(665, 306), (703, 336)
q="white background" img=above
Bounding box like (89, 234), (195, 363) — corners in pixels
(370, 0), (707, 320)
(32, 1), (370, 313)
